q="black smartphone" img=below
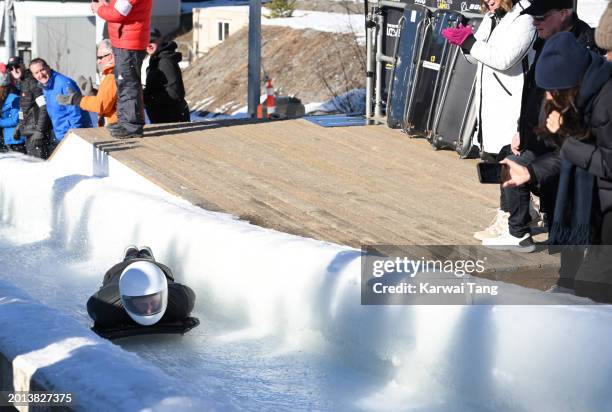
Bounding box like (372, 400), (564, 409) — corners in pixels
(477, 162), (503, 184)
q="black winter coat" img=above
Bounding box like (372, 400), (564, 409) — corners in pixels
(522, 17), (603, 186)
(144, 41), (190, 123)
(86, 258), (196, 328)
(560, 56), (612, 213)
(17, 70), (52, 137)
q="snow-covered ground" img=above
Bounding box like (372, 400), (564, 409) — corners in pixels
(2, 139), (612, 409)
(183, 2), (364, 36)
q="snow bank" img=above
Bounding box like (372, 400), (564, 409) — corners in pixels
(0, 279), (207, 411)
(2, 135), (612, 409)
(305, 88), (366, 114)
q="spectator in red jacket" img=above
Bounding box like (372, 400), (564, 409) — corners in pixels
(92, 0), (152, 139)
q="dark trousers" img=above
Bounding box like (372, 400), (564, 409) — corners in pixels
(25, 135), (50, 159)
(497, 149), (558, 238)
(495, 145), (513, 213)
(7, 143), (26, 154)
(568, 211), (612, 302)
(146, 99), (191, 124)
(601, 209), (612, 245)
(113, 47), (146, 134)
(501, 150), (537, 237)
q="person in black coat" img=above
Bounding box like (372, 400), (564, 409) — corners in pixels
(87, 246), (196, 328)
(143, 29), (190, 124)
(503, 32), (612, 301)
(7, 56), (52, 159)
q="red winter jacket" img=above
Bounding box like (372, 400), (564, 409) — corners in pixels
(97, 0), (153, 51)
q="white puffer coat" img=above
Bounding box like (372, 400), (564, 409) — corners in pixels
(465, 0), (536, 154)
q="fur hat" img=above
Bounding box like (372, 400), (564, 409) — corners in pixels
(595, 3), (612, 51)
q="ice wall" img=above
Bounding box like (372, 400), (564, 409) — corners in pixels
(1, 133), (612, 410)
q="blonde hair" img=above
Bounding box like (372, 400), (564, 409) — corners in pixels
(480, 0), (513, 14)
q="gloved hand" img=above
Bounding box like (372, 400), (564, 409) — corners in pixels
(442, 24), (473, 46)
(78, 75), (95, 96)
(56, 88), (82, 106)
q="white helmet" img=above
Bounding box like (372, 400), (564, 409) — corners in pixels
(119, 261), (168, 326)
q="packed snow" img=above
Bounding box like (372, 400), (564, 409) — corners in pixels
(2, 138), (612, 409)
(0, 279), (208, 409)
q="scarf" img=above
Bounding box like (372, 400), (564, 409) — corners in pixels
(549, 159), (597, 246)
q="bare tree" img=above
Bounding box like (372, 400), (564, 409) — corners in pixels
(315, 2), (366, 113)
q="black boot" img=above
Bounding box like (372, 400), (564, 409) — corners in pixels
(111, 125), (143, 139)
(138, 246), (154, 260)
(123, 245), (139, 261)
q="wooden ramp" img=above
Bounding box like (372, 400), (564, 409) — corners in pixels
(74, 119), (560, 289)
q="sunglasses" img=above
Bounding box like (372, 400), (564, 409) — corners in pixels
(96, 53), (111, 60)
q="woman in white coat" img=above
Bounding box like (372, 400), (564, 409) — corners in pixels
(443, 0), (536, 240)
(444, 0), (536, 156)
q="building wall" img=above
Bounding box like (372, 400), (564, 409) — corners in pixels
(192, 7), (249, 57)
(34, 15), (97, 80)
(152, 0), (181, 17)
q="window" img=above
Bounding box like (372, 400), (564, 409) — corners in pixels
(217, 22), (230, 41)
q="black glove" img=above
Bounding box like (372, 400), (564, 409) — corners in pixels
(56, 89), (83, 106)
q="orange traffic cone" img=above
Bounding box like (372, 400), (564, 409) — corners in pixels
(265, 77), (276, 118)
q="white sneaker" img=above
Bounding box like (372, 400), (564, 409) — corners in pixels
(546, 285), (575, 295)
(474, 210), (510, 241)
(482, 230), (536, 253)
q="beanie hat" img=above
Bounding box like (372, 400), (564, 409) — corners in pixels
(536, 32), (591, 90)
(595, 3), (612, 51)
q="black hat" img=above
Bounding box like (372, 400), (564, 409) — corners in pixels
(149, 28), (162, 43)
(535, 32), (591, 90)
(6, 56), (23, 70)
(520, 0), (573, 17)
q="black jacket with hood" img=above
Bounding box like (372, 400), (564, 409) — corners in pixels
(144, 41), (190, 123)
(559, 55), (612, 213)
(17, 69), (52, 138)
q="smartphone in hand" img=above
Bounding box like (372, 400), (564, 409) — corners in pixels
(477, 162), (503, 184)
